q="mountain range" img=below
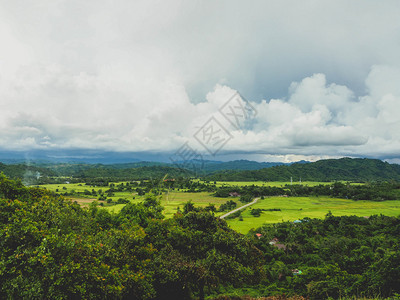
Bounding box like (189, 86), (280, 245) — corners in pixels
(1, 157), (400, 183)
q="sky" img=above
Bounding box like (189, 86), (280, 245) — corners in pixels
(1, 0), (400, 163)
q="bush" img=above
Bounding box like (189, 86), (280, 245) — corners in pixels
(218, 200), (237, 212)
(250, 208), (262, 217)
(239, 194), (253, 203)
(225, 210), (243, 220)
(116, 198), (130, 204)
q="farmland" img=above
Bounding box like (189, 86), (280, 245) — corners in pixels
(39, 181), (400, 234)
(205, 180), (335, 187)
(226, 196), (400, 233)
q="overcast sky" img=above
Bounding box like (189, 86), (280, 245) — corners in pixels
(1, 0), (400, 163)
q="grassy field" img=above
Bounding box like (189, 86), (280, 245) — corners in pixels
(103, 191), (229, 215)
(227, 196), (400, 234)
(39, 183), (227, 215)
(206, 181), (363, 187)
(39, 181), (400, 234)
(40, 182), (112, 194)
(158, 191), (228, 218)
(39, 182), (142, 208)
(200, 180), (328, 187)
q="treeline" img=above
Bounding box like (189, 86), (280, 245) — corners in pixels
(213, 182), (400, 201)
(45, 160), (286, 175)
(206, 158), (400, 182)
(61, 165), (191, 180)
(7, 163), (193, 185)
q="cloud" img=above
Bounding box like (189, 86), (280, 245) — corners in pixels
(1, 0), (400, 162)
(288, 73), (355, 116)
(0, 61), (399, 161)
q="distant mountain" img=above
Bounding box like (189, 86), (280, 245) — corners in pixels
(72, 165), (193, 180)
(35, 159), (285, 178)
(196, 159), (288, 174)
(38, 161), (170, 176)
(9, 157), (399, 183)
(0, 149), (302, 167)
(0, 157), (293, 173)
(205, 158), (400, 182)
(0, 149), (166, 164)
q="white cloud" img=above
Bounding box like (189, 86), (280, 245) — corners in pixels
(288, 73), (355, 116)
(1, 0), (400, 162)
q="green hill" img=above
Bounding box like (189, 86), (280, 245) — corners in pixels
(0, 162), (56, 184)
(206, 158), (400, 182)
(196, 159), (286, 174)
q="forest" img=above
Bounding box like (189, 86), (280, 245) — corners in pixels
(205, 158), (400, 182)
(1, 173), (400, 299)
(2, 158), (400, 185)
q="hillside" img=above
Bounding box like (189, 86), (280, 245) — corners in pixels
(0, 159), (286, 183)
(3, 157), (400, 183)
(0, 162), (56, 184)
(206, 158), (400, 182)
(198, 159), (286, 173)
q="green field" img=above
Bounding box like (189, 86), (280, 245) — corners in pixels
(39, 181), (400, 234)
(201, 180), (328, 187)
(105, 191), (229, 216)
(227, 196), (400, 233)
(40, 182), (110, 193)
(39, 183), (227, 216)
(158, 191), (228, 218)
(39, 182), (143, 208)
(206, 180), (363, 187)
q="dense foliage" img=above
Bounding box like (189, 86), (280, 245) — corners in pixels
(1, 173), (400, 299)
(249, 213), (400, 299)
(0, 174), (263, 299)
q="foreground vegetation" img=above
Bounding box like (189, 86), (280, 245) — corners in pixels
(1, 174), (400, 299)
(0, 174), (262, 299)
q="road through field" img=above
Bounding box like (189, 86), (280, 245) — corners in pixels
(219, 198), (259, 219)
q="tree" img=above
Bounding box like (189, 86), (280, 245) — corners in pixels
(239, 193), (253, 203)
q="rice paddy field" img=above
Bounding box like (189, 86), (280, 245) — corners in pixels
(39, 183), (228, 216)
(205, 180), (363, 187)
(39, 182), (141, 209)
(39, 181), (400, 234)
(199, 180), (327, 187)
(226, 196), (400, 234)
